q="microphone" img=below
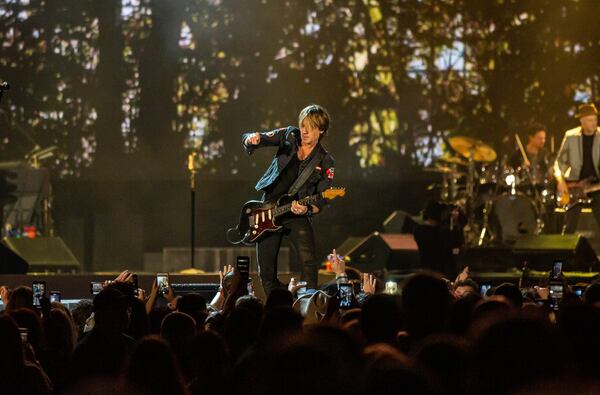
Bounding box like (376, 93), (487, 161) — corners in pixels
(0, 81), (10, 90)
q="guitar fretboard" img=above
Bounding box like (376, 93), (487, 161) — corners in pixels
(273, 194), (321, 217)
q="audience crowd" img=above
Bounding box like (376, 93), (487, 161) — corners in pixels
(1, 251), (600, 395)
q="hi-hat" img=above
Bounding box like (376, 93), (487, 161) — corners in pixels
(448, 136), (497, 162)
(423, 165), (465, 176)
(438, 156), (469, 166)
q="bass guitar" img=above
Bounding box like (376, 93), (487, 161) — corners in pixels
(558, 177), (600, 207)
(235, 187), (346, 244)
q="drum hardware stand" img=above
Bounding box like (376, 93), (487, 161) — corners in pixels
(515, 133), (545, 235)
(477, 200), (494, 246)
(477, 156), (508, 246)
(444, 136), (498, 246)
(465, 147), (478, 244)
(441, 173), (449, 201)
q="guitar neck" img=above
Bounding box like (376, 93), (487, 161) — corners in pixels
(273, 194), (321, 216)
(586, 183), (600, 194)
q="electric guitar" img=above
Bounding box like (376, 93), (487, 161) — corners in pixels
(558, 177), (600, 207)
(235, 187), (346, 244)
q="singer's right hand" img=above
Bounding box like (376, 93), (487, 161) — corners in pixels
(557, 180), (568, 195)
(557, 180), (569, 205)
(245, 132), (261, 146)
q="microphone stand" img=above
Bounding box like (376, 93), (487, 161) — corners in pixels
(188, 152), (199, 269)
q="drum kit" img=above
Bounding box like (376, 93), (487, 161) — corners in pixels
(424, 136), (556, 246)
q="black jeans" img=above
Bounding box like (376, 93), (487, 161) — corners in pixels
(256, 216), (317, 296)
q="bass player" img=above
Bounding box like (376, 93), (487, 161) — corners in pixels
(555, 103), (600, 232)
(242, 104), (335, 296)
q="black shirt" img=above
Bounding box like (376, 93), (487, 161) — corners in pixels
(509, 148), (548, 184)
(580, 133), (596, 180)
(265, 153), (300, 201)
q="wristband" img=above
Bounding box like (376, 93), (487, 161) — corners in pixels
(305, 205), (313, 217)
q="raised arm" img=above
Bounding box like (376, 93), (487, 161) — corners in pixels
(242, 127), (290, 154)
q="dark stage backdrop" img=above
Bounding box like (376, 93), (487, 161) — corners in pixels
(52, 177), (432, 271)
(2, 0), (600, 181)
(3, 1), (600, 269)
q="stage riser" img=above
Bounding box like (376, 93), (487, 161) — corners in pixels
(0, 272), (337, 301)
(0, 274), (213, 299)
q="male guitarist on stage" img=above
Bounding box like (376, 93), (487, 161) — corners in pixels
(242, 104), (335, 296)
(555, 103), (600, 232)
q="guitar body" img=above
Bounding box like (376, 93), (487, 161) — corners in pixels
(560, 178), (600, 207)
(232, 187), (346, 245)
(237, 197), (292, 244)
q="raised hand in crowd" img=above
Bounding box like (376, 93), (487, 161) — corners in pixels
(115, 270), (134, 283)
(455, 266), (469, 283)
(287, 277), (306, 296)
(328, 248), (346, 277)
(136, 288), (146, 302)
(145, 279), (159, 315)
(534, 285), (550, 300)
(165, 285), (177, 310)
(219, 264), (234, 288)
(362, 273), (377, 295)
(209, 264), (236, 311)
(0, 285), (9, 304)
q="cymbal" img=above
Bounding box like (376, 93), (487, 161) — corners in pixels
(448, 136), (497, 162)
(0, 161), (26, 169)
(423, 165), (465, 176)
(438, 156), (468, 166)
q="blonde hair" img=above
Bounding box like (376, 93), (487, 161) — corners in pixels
(298, 104), (330, 137)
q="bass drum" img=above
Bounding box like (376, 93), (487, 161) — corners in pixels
(490, 193), (539, 243)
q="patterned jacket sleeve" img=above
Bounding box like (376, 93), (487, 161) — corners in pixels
(242, 127), (290, 155)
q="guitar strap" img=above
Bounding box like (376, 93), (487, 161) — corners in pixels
(287, 146), (325, 197)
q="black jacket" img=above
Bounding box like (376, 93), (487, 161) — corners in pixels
(242, 126), (335, 212)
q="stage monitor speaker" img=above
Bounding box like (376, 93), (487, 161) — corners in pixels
(512, 234), (599, 272)
(3, 236), (80, 273)
(552, 208), (600, 257)
(0, 241), (29, 273)
(337, 232), (419, 273)
(382, 211), (421, 234)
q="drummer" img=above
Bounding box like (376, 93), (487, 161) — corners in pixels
(509, 123), (551, 186)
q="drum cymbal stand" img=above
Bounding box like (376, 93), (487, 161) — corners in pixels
(441, 173), (449, 201)
(478, 199), (494, 246)
(465, 147), (481, 245)
(523, 166), (545, 234)
(514, 132), (545, 234)
(477, 155), (507, 246)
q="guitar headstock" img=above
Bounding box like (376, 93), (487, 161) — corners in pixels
(322, 187), (346, 200)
